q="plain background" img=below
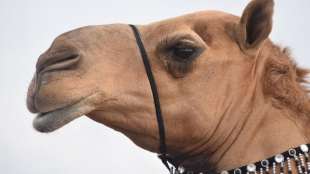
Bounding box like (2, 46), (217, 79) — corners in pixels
(1, 0), (310, 173)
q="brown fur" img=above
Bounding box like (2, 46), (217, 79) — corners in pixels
(26, 0), (309, 172)
(263, 44), (310, 136)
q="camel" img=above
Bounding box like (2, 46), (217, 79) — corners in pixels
(26, 0), (310, 173)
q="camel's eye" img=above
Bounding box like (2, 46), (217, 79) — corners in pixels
(169, 41), (201, 62)
(157, 35), (205, 78)
(171, 44), (197, 61)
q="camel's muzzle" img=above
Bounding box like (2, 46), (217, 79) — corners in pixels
(27, 46), (80, 114)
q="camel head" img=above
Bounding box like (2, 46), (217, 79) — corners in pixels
(27, 0), (310, 171)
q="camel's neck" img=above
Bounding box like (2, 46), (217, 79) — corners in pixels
(214, 104), (308, 171)
(170, 98), (309, 174)
(167, 43), (310, 174)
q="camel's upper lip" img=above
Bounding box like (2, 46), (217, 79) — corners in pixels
(36, 49), (80, 73)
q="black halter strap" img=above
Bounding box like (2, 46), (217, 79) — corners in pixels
(129, 24), (171, 171)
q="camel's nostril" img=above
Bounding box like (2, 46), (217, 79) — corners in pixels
(36, 48), (80, 73)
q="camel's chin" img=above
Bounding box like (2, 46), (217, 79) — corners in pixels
(33, 100), (95, 133)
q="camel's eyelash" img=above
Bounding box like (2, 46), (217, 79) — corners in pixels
(158, 34), (197, 50)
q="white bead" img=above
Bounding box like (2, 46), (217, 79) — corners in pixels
(178, 166), (185, 174)
(275, 154), (284, 163)
(272, 162), (276, 174)
(287, 158), (292, 170)
(307, 162), (310, 171)
(301, 144), (309, 153)
(260, 168), (263, 174)
(221, 171), (229, 174)
(247, 164), (256, 172)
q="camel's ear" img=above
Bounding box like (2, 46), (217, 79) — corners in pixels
(236, 0), (274, 51)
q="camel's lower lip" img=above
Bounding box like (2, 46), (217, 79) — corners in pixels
(33, 98), (96, 133)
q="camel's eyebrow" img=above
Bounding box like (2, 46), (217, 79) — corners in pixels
(163, 33), (196, 44)
(157, 33), (203, 52)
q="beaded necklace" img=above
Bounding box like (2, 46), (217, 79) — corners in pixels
(170, 144), (310, 174)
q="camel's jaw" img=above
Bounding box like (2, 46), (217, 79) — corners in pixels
(33, 97), (96, 133)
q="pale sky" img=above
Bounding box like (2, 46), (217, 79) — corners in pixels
(1, 0), (310, 174)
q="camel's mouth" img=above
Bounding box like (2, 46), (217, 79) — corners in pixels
(33, 96), (96, 133)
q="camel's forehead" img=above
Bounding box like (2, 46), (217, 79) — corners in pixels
(145, 11), (239, 31)
(140, 10), (240, 47)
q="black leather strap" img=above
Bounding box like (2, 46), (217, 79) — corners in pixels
(129, 24), (170, 170)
